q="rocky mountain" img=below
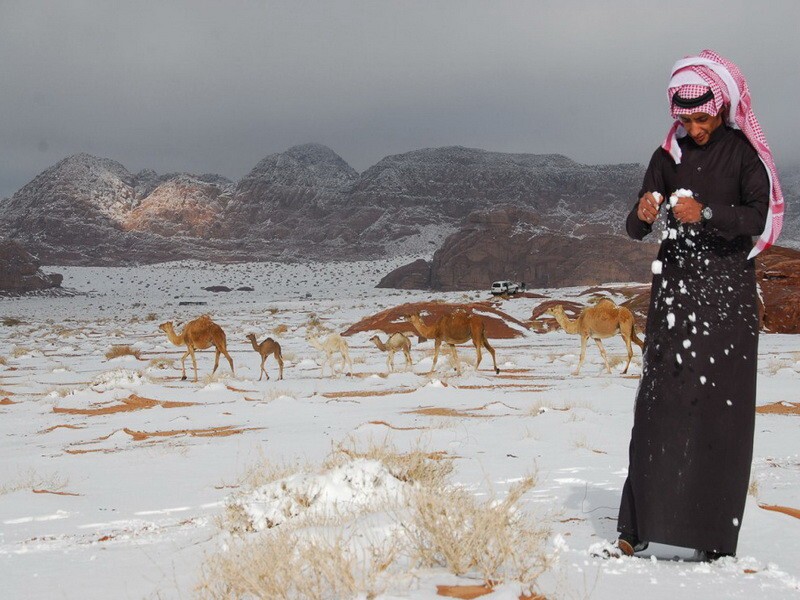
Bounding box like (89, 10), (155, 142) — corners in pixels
(1, 146), (797, 266)
(0, 154), (238, 264)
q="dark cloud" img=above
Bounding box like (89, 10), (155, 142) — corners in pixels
(1, 0), (798, 197)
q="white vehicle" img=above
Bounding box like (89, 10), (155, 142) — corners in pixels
(491, 280), (519, 296)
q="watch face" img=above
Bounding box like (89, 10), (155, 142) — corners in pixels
(702, 206), (713, 220)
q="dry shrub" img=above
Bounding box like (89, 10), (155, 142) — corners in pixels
(1, 469), (69, 495)
(105, 345), (142, 360)
(2, 317), (23, 327)
(0, 356), (6, 366)
(148, 357), (175, 370)
(10, 346), (31, 358)
(198, 527), (401, 600)
(326, 436), (454, 490)
(272, 324), (289, 335)
(204, 437), (549, 597)
(145, 312), (159, 321)
(403, 476), (550, 588)
(748, 478), (760, 498)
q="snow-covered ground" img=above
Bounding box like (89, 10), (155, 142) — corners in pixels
(1, 259), (798, 599)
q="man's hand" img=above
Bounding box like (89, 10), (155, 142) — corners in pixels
(672, 196), (703, 224)
(637, 191), (663, 224)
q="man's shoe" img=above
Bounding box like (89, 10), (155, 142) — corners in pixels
(617, 534), (649, 557)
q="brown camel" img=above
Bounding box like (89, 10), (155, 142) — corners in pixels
(369, 333), (413, 373)
(246, 333), (284, 381)
(545, 299), (644, 375)
(159, 315), (235, 382)
(405, 310), (499, 375)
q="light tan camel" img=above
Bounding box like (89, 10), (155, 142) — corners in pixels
(406, 310), (499, 376)
(369, 333), (413, 373)
(307, 332), (353, 376)
(246, 333), (284, 381)
(159, 315), (235, 382)
(545, 299), (644, 375)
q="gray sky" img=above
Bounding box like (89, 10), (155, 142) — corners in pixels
(2, 0), (799, 198)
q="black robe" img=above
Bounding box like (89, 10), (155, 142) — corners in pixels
(617, 125), (769, 554)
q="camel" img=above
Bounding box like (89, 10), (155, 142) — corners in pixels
(405, 310), (499, 376)
(307, 332), (353, 376)
(158, 315), (235, 382)
(369, 333), (413, 373)
(545, 299), (644, 375)
(246, 333), (284, 381)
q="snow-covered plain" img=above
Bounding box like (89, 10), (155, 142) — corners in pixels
(1, 258), (798, 599)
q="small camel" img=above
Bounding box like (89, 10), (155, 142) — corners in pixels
(307, 332), (353, 376)
(159, 315), (235, 382)
(406, 310), (499, 376)
(246, 333), (284, 381)
(545, 299), (644, 375)
(369, 333), (413, 373)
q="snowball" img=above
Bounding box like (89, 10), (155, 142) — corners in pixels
(651, 260), (663, 275)
(700, 376), (707, 385)
(667, 313), (676, 329)
(733, 518), (740, 527)
(676, 353), (683, 365)
(683, 340), (691, 348)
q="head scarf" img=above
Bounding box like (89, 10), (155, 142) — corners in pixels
(661, 49), (783, 259)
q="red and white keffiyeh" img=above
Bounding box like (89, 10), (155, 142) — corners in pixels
(661, 49), (783, 258)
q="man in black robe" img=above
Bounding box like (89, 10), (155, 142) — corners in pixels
(615, 50), (784, 561)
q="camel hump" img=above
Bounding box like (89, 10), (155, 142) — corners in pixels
(588, 297), (615, 306)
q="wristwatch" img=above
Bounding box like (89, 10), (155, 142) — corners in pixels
(700, 203), (713, 223)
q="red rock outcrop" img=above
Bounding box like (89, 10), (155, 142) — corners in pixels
(0, 240), (63, 294)
(343, 301), (529, 339)
(756, 245), (800, 333)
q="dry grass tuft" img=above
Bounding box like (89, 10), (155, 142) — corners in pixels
(748, 478), (760, 498)
(403, 476), (550, 588)
(148, 357), (175, 370)
(2, 317), (24, 327)
(204, 437), (549, 597)
(1, 469), (69, 496)
(272, 324), (289, 335)
(198, 527), (402, 600)
(0, 356), (7, 366)
(326, 436), (454, 490)
(105, 345), (142, 360)
(10, 345), (31, 358)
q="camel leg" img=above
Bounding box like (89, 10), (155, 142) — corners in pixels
(474, 340), (483, 370)
(276, 353), (284, 380)
(260, 355), (269, 380)
(594, 338), (611, 374)
(431, 339), (441, 373)
(575, 336), (588, 375)
(403, 347), (413, 369)
(180, 349), (191, 381)
(386, 350), (393, 373)
(449, 344), (461, 375)
(621, 331), (634, 374)
(223, 349), (235, 376)
(189, 348), (199, 382)
(212, 349), (221, 376)
(482, 335), (499, 374)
